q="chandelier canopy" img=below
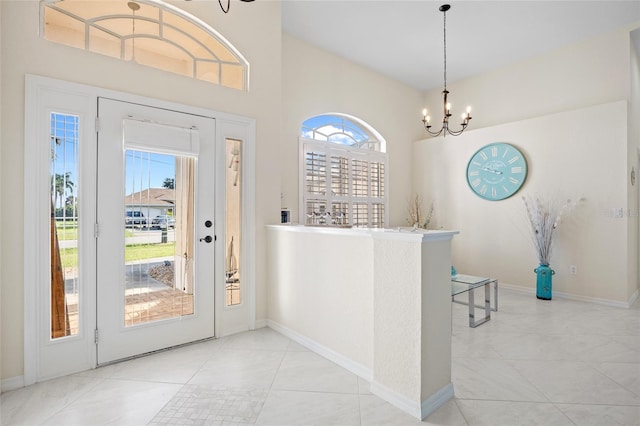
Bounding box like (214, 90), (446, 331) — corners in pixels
(422, 4), (472, 137)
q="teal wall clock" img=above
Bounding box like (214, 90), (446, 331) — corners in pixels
(466, 142), (528, 201)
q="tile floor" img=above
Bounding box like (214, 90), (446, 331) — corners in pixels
(1, 288), (639, 425)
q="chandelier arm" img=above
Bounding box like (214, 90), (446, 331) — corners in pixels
(423, 126), (445, 138)
(219, 0), (230, 13)
(445, 125), (468, 137)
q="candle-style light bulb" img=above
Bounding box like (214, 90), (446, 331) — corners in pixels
(422, 108), (427, 117)
(446, 103), (451, 113)
(466, 106), (472, 114)
(426, 115), (431, 124)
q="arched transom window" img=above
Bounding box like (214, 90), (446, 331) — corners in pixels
(41, 0), (249, 90)
(300, 114), (388, 228)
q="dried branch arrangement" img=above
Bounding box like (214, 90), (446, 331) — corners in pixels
(522, 194), (580, 265)
(407, 194), (434, 229)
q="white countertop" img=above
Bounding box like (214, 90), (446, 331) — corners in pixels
(265, 224), (459, 242)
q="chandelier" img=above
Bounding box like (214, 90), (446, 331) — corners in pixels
(422, 4), (472, 137)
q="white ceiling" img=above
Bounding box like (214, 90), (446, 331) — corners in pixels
(282, 1), (640, 91)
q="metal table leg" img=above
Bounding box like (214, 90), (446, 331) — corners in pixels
(493, 280), (498, 312)
(468, 282), (491, 328)
(456, 279), (498, 312)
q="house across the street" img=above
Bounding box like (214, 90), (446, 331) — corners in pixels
(124, 188), (175, 226)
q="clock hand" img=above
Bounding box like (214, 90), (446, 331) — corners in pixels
(482, 167), (503, 175)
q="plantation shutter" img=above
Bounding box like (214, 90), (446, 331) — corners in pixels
(301, 141), (386, 228)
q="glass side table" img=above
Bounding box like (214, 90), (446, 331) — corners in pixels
(451, 274), (498, 328)
(452, 274), (498, 311)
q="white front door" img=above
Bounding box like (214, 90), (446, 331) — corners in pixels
(96, 98), (215, 364)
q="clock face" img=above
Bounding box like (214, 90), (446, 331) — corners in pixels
(466, 143), (528, 201)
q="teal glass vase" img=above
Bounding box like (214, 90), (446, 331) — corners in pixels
(534, 264), (555, 300)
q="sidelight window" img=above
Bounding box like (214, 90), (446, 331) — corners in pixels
(50, 113), (80, 338)
(225, 139), (242, 306)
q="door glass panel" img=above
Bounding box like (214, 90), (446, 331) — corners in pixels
(50, 113), (79, 339)
(226, 139), (241, 306)
(124, 149), (195, 326)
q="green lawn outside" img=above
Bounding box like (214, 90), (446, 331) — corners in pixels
(55, 223), (134, 240)
(55, 221), (77, 240)
(125, 243), (176, 263)
(60, 242), (176, 268)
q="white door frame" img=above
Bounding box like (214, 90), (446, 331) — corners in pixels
(24, 74), (256, 385)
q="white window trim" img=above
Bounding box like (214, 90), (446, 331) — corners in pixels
(40, 0), (251, 91)
(299, 137), (388, 228)
(24, 76), (98, 385)
(214, 122), (257, 337)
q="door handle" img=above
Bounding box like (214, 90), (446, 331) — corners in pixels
(199, 235), (213, 243)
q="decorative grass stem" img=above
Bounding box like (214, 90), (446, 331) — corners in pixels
(523, 194), (580, 299)
(407, 194), (434, 229)
(522, 194), (578, 266)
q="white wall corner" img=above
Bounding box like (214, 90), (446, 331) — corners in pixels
(628, 289), (639, 307)
(370, 380), (453, 420)
(370, 380), (422, 419)
(1, 375), (25, 393)
(254, 319), (268, 329)
(420, 382), (455, 420)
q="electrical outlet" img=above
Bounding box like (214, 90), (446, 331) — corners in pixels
(570, 265), (577, 275)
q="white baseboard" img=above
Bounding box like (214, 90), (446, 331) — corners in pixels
(370, 380), (454, 420)
(267, 320), (373, 381)
(421, 383), (455, 419)
(500, 283), (638, 309)
(627, 289), (639, 307)
(254, 319), (268, 329)
(1, 375), (25, 393)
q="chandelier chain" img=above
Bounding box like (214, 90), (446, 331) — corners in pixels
(443, 8), (447, 91)
(127, 2), (140, 62)
(132, 14), (135, 61)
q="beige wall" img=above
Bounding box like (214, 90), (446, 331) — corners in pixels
(422, 26), (633, 131)
(0, 0), (281, 381)
(281, 34), (424, 226)
(414, 101), (629, 303)
(416, 24), (640, 304)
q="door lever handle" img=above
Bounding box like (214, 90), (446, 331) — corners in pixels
(199, 235), (213, 243)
